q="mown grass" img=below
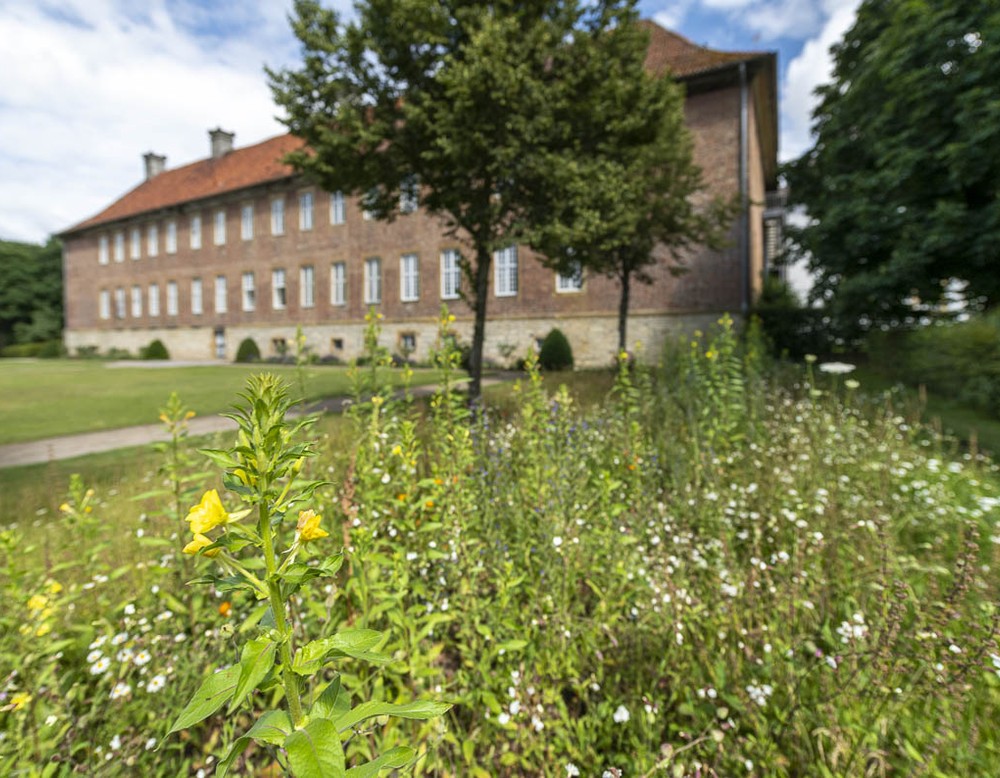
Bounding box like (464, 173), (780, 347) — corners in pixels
(0, 360), (444, 445)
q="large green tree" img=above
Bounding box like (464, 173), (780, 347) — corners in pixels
(785, 0), (1000, 332)
(0, 238), (63, 348)
(527, 21), (729, 353)
(269, 0), (655, 401)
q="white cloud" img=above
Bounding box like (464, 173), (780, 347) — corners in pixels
(780, 0), (861, 161)
(0, 0), (304, 243)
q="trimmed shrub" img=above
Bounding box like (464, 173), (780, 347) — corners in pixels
(235, 337), (261, 363)
(0, 340), (63, 358)
(140, 339), (170, 360)
(538, 328), (574, 371)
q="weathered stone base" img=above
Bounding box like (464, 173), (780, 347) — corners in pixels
(64, 310), (729, 367)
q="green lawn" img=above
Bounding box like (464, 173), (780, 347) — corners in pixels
(0, 360), (443, 445)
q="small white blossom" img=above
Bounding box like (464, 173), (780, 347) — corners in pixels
(612, 704), (630, 723)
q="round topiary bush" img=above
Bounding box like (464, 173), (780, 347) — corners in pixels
(235, 337), (261, 363)
(538, 328), (574, 371)
(141, 339), (170, 360)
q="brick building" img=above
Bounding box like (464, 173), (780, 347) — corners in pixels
(59, 22), (779, 366)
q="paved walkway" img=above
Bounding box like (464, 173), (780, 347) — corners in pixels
(0, 377), (507, 469)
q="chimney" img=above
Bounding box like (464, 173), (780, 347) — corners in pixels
(209, 128), (235, 159)
(143, 152), (167, 180)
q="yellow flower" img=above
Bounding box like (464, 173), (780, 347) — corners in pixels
(10, 692), (31, 711)
(184, 411), (196, 420)
(59, 503), (71, 513)
(27, 594), (48, 611)
(186, 490), (229, 534)
(35, 623), (51, 637)
(183, 533), (221, 557)
(46, 580), (63, 595)
(296, 510), (329, 542)
(391, 444), (402, 456)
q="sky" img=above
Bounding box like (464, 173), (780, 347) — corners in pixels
(0, 0), (862, 245)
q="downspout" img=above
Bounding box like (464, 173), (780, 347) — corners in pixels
(739, 61), (750, 315)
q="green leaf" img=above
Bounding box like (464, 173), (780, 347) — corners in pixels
(246, 709), (293, 746)
(228, 636), (277, 713)
(334, 700), (452, 733)
(167, 665), (240, 736)
(285, 717), (346, 778)
(200, 448), (240, 469)
(215, 735), (250, 778)
(312, 677), (351, 721)
(293, 629), (387, 676)
(344, 747), (416, 777)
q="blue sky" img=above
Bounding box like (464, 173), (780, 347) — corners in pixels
(0, 0), (860, 244)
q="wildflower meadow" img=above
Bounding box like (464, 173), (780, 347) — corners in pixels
(2, 310), (999, 777)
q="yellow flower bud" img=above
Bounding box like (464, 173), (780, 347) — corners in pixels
(296, 510), (329, 542)
(183, 533), (221, 557)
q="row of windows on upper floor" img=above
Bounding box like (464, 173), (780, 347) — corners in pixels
(93, 190), (398, 264)
(96, 249), (585, 320)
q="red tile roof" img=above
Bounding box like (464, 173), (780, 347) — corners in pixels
(64, 20), (769, 235)
(640, 20), (765, 78)
(63, 133), (305, 234)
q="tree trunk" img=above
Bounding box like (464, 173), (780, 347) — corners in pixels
(468, 243), (492, 407)
(617, 266), (631, 355)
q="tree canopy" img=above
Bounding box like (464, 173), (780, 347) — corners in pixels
(0, 238), (63, 348)
(269, 0), (691, 397)
(784, 0), (1000, 331)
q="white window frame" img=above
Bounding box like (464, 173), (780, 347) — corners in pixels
(440, 249), (461, 300)
(190, 215), (202, 249)
(272, 268), (287, 310)
(191, 278), (203, 315)
(556, 261), (584, 293)
(148, 283), (160, 317)
(147, 224), (158, 257)
(99, 289), (110, 319)
(400, 253), (419, 302)
(494, 245), (518, 297)
(165, 220), (177, 254)
(242, 272), (256, 312)
(130, 227), (141, 260)
(215, 275), (227, 314)
(98, 235), (109, 265)
(271, 198), (285, 235)
(114, 231), (124, 263)
(299, 192), (314, 231)
(300, 265), (315, 308)
(114, 287), (126, 319)
(329, 191), (345, 225)
(241, 204), (254, 241)
(131, 285), (142, 318)
(166, 281), (178, 317)
(214, 210), (226, 245)
(364, 257), (381, 304)
(330, 262), (346, 306)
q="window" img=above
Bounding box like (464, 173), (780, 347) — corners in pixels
(165, 220), (177, 254)
(166, 281), (178, 316)
(400, 253), (419, 302)
(329, 191), (345, 225)
(399, 176), (418, 214)
(114, 287), (126, 319)
(494, 245), (518, 297)
(214, 209), (226, 245)
(190, 215), (202, 249)
(99, 289), (111, 319)
(130, 228), (141, 260)
(299, 192), (314, 231)
(148, 283), (160, 317)
(272, 268), (287, 309)
(114, 231), (125, 263)
(300, 265), (315, 308)
(364, 258), (381, 304)
(271, 198), (285, 235)
(131, 285), (142, 317)
(399, 332), (417, 354)
(98, 235), (109, 265)
(191, 278), (203, 315)
(332, 337), (344, 351)
(556, 261), (584, 293)
(242, 272), (255, 311)
(147, 224), (158, 257)
(330, 262), (346, 306)
(215, 275), (227, 313)
(241, 204), (254, 240)
(441, 249), (461, 300)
